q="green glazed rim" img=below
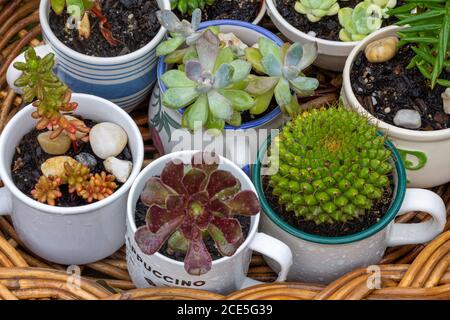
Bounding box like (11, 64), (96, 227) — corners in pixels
(252, 133), (407, 245)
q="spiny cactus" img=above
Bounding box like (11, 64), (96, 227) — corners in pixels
(161, 29), (254, 130)
(338, 0), (395, 42)
(31, 175), (63, 206)
(135, 152), (260, 275)
(14, 48), (90, 142)
(268, 107), (393, 224)
(295, 0), (340, 22)
(245, 38), (319, 117)
(170, 0), (215, 15)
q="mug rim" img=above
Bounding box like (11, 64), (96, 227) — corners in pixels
(39, 0), (170, 65)
(0, 93), (144, 215)
(157, 19), (284, 130)
(252, 132), (407, 245)
(127, 150), (261, 267)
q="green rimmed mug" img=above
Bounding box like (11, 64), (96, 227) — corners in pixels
(252, 135), (447, 284)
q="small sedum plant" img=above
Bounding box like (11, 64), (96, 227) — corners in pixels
(135, 152), (260, 275)
(161, 29), (254, 130)
(14, 48), (90, 143)
(338, 0), (396, 42)
(295, 0), (340, 22)
(245, 38), (319, 117)
(31, 176), (63, 206)
(269, 107), (393, 224)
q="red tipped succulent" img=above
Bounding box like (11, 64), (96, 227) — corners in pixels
(135, 152), (260, 276)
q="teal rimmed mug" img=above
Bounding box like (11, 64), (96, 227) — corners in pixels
(252, 135), (447, 284)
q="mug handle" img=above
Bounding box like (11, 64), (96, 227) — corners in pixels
(387, 188), (447, 247)
(6, 44), (55, 94)
(239, 232), (293, 289)
(0, 187), (12, 216)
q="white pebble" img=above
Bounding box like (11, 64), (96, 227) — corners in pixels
(307, 31), (317, 37)
(103, 157), (133, 183)
(384, 107), (391, 113)
(89, 122), (128, 159)
(393, 109), (422, 129)
(41, 156), (78, 177)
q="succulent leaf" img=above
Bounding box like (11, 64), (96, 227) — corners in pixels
(185, 94), (209, 130)
(295, 0), (339, 22)
(161, 69), (195, 88)
(213, 64), (234, 89)
(207, 90), (234, 120)
(163, 87), (199, 109)
(196, 30), (220, 72)
(219, 89), (255, 111)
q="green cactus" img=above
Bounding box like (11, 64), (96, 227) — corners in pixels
(338, 0), (396, 42)
(268, 107), (393, 224)
(294, 0), (340, 22)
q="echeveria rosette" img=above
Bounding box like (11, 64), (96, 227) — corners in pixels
(338, 0), (396, 42)
(245, 38), (319, 117)
(134, 152), (260, 276)
(161, 30), (254, 131)
(294, 0), (340, 22)
(269, 107), (393, 225)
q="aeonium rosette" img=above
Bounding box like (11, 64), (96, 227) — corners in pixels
(134, 152), (261, 275)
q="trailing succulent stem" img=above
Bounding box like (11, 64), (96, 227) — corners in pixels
(390, 0), (450, 89)
(244, 38), (319, 117)
(269, 107), (393, 224)
(338, 0), (396, 42)
(14, 48), (90, 142)
(135, 152), (260, 275)
(170, 0), (215, 15)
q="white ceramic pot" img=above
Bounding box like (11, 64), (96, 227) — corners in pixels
(126, 150), (293, 294)
(6, 0), (170, 111)
(265, 0), (356, 71)
(252, 136), (447, 284)
(342, 26), (450, 188)
(0, 94), (144, 265)
(149, 20), (286, 166)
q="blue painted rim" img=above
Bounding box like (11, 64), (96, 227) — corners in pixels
(251, 132), (407, 245)
(157, 19), (283, 130)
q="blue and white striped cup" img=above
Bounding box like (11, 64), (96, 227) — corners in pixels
(7, 0), (170, 112)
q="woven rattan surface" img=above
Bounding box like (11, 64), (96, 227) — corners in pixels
(0, 0), (449, 300)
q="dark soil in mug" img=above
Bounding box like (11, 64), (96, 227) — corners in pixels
(135, 198), (251, 261)
(175, 0), (262, 23)
(49, 0), (160, 57)
(276, 0), (403, 41)
(262, 175), (394, 237)
(11, 119), (133, 207)
(351, 45), (450, 131)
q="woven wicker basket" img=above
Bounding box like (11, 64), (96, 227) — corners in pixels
(0, 0), (449, 300)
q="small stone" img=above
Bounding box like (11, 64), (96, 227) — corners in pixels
(41, 156), (78, 177)
(75, 153), (97, 170)
(393, 109), (422, 129)
(384, 107), (391, 113)
(364, 36), (399, 63)
(37, 131), (71, 155)
(307, 31), (317, 37)
(89, 122), (128, 159)
(103, 157), (132, 183)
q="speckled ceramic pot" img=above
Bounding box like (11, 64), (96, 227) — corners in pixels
(126, 151), (293, 294)
(342, 26), (450, 188)
(148, 20), (286, 163)
(252, 135), (447, 284)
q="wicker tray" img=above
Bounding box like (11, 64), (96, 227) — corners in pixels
(0, 0), (449, 300)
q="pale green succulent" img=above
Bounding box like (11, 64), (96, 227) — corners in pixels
(294, 0), (340, 22)
(244, 38), (319, 117)
(338, 0), (391, 42)
(155, 9), (219, 57)
(161, 30), (254, 131)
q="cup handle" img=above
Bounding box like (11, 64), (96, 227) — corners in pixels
(387, 188), (447, 247)
(239, 232), (293, 289)
(0, 187), (12, 216)
(6, 44), (55, 94)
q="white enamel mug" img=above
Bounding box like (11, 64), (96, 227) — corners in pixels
(126, 150), (293, 294)
(0, 94), (144, 265)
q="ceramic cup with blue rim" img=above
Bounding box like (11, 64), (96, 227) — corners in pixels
(6, 0), (170, 112)
(148, 20), (287, 166)
(252, 134), (447, 284)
